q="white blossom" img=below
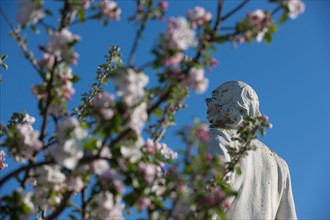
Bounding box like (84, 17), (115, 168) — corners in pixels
(164, 17), (196, 50)
(0, 150), (8, 170)
(47, 28), (80, 60)
(100, 0), (122, 20)
(287, 0), (305, 19)
(157, 142), (178, 160)
(129, 102), (148, 134)
(138, 162), (157, 183)
(187, 6), (212, 28)
(94, 92), (115, 120)
(16, 0), (45, 26)
(186, 67), (209, 94)
(93, 191), (124, 220)
(120, 146), (143, 163)
(34, 165), (66, 189)
(114, 68), (149, 106)
(66, 176), (84, 193)
(57, 117), (87, 142)
(50, 117), (87, 169)
(14, 123), (42, 162)
(50, 139), (83, 170)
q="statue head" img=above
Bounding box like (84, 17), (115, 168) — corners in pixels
(205, 81), (261, 129)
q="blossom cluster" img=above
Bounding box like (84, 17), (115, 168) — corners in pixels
(49, 117), (87, 169)
(114, 68), (149, 134)
(93, 191), (125, 219)
(0, 0), (304, 219)
(131, 1), (168, 20)
(283, 0), (305, 19)
(45, 28), (80, 64)
(99, 0), (122, 20)
(16, 0), (45, 26)
(0, 150), (8, 170)
(9, 114), (43, 162)
(187, 6), (212, 28)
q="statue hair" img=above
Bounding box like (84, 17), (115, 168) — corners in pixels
(205, 81), (261, 129)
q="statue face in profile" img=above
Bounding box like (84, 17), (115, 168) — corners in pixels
(205, 81), (261, 129)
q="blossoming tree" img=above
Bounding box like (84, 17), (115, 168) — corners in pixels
(0, 0), (304, 219)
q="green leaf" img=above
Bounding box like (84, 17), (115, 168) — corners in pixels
(1, 54), (8, 60)
(153, 108), (163, 117)
(264, 32), (272, 44)
(71, 74), (80, 83)
(83, 138), (101, 151)
(1, 63), (8, 70)
(268, 24), (278, 33)
(279, 13), (288, 24)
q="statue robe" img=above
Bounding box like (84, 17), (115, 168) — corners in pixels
(205, 128), (297, 220)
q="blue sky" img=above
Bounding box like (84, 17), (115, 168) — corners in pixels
(1, 1), (329, 219)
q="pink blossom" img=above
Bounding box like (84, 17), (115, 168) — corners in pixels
(247, 9), (268, 29)
(187, 6), (212, 28)
(210, 58), (219, 67)
(159, 1), (168, 11)
(47, 28), (80, 60)
(63, 81), (75, 100)
(101, 169), (125, 193)
(100, 0), (121, 20)
(15, 123), (42, 162)
(82, 0), (91, 9)
(144, 139), (157, 154)
(268, 123), (273, 129)
(137, 197), (151, 211)
(204, 152), (214, 162)
(67, 176), (84, 193)
(0, 150), (8, 170)
(138, 162), (157, 184)
(164, 17), (195, 50)
(261, 115), (269, 122)
(200, 187), (223, 206)
(39, 53), (55, 69)
(163, 52), (184, 66)
(16, 0), (45, 26)
(197, 124), (210, 142)
(186, 67), (209, 94)
(129, 102), (148, 134)
(93, 191), (124, 220)
(113, 68), (149, 106)
(50, 117), (87, 169)
(286, 0), (305, 19)
(157, 142), (178, 160)
(94, 92), (115, 120)
(23, 113), (36, 125)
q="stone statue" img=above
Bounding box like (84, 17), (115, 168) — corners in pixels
(204, 81), (297, 219)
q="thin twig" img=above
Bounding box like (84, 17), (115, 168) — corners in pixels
(128, 18), (147, 66)
(194, 0), (224, 62)
(0, 9), (45, 80)
(221, 0), (250, 22)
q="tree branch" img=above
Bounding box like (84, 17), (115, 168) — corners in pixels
(46, 191), (73, 220)
(0, 160), (53, 187)
(128, 15), (148, 67)
(221, 0), (250, 22)
(0, 9), (45, 81)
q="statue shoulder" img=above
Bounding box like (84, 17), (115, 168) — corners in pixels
(257, 140), (290, 172)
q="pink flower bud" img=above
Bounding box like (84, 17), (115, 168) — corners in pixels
(159, 1), (168, 11)
(261, 115), (269, 122)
